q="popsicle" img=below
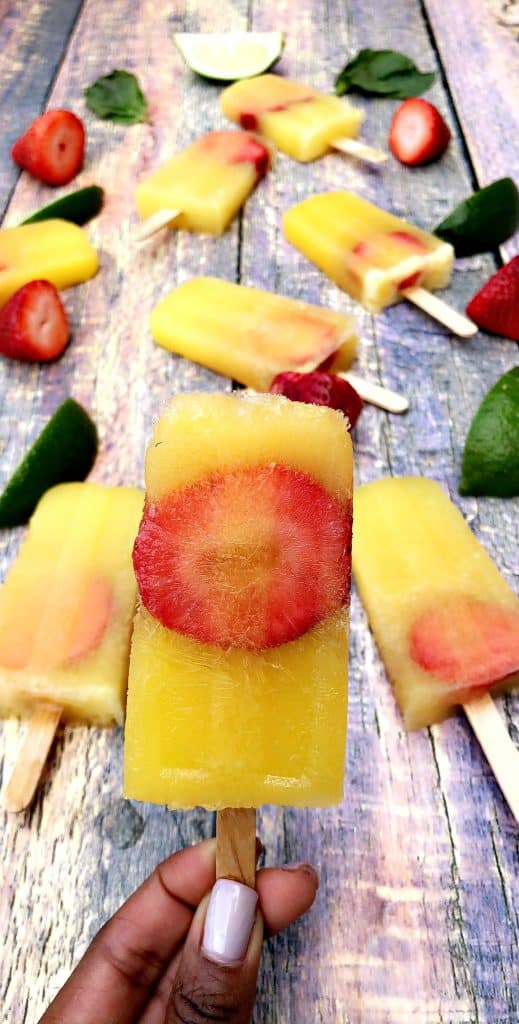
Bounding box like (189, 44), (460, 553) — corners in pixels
(283, 191), (477, 336)
(0, 219), (98, 309)
(124, 391), (352, 816)
(134, 130), (271, 239)
(1, 481), (144, 812)
(352, 476), (519, 819)
(221, 73), (386, 164)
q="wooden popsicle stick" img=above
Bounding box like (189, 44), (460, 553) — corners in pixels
(216, 808), (257, 888)
(332, 137), (388, 165)
(402, 285), (478, 338)
(2, 703), (62, 813)
(338, 371), (409, 414)
(134, 208), (182, 242)
(463, 693), (519, 823)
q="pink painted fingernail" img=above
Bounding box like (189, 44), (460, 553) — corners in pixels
(202, 879), (258, 966)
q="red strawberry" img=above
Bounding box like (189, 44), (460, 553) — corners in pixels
(0, 281), (70, 362)
(269, 371), (363, 429)
(389, 99), (451, 166)
(11, 110), (85, 186)
(133, 464), (351, 651)
(200, 131), (270, 177)
(466, 256), (519, 341)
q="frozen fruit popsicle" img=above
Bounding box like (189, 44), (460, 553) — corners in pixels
(150, 276), (357, 390)
(1, 481), (143, 812)
(284, 191), (476, 336)
(134, 130), (271, 238)
(124, 391), (352, 812)
(221, 73), (384, 164)
(0, 219), (98, 309)
(353, 477), (519, 818)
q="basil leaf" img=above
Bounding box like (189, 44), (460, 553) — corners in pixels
(434, 178), (519, 257)
(335, 49), (434, 99)
(84, 69), (149, 125)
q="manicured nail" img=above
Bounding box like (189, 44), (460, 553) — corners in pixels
(282, 862), (319, 884)
(202, 879), (258, 966)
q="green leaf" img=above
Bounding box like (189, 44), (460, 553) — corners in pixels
(335, 49), (435, 99)
(459, 368), (519, 498)
(84, 69), (149, 125)
(434, 178), (519, 257)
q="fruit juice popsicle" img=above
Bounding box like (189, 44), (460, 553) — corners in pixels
(283, 191), (454, 314)
(352, 477), (519, 730)
(124, 392), (352, 809)
(0, 482), (143, 726)
(220, 74), (364, 162)
(135, 130), (271, 236)
(150, 277), (358, 390)
(0, 219), (98, 309)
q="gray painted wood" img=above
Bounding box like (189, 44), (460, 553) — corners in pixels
(0, 1), (518, 1022)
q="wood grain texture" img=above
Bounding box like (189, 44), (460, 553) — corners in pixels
(217, 808), (257, 888)
(0, 1), (518, 1023)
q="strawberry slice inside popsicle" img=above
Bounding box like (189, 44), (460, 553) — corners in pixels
(353, 231), (428, 290)
(133, 464), (351, 651)
(199, 131), (270, 176)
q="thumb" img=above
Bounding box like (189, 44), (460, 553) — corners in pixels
(166, 878), (262, 1024)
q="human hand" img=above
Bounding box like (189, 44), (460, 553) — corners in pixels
(38, 836), (319, 1023)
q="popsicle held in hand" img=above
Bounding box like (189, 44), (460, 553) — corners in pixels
(1, 482), (143, 812)
(134, 130), (271, 239)
(124, 393), (352, 879)
(352, 477), (519, 819)
(284, 191), (477, 336)
(221, 73), (386, 164)
(0, 219), (98, 309)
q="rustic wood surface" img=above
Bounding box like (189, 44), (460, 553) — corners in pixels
(0, 1), (518, 1022)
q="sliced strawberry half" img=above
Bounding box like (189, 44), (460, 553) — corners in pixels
(11, 109), (85, 186)
(133, 465), (352, 651)
(200, 131), (270, 176)
(389, 98), (451, 167)
(409, 597), (519, 690)
(466, 256), (519, 341)
(0, 280), (70, 362)
(269, 371), (363, 429)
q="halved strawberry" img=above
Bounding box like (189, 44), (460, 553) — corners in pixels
(11, 110), (85, 186)
(200, 131), (270, 176)
(409, 597), (519, 690)
(269, 371), (363, 429)
(133, 464), (351, 650)
(389, 99), (451, 166)
(466, 256), (519, 341)
(0, 280), (70, 362)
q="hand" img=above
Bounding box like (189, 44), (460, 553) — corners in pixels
(38, 836), (318, 1024)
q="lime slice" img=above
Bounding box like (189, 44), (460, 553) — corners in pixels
(0, 398), (98, 528)
(459, 367), (519, 497)
(174, 31), (284, 81)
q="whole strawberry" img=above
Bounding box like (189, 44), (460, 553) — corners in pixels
(269, 371), (363, 428)
(11, 110), (85, 186)
(0, 281), (70, 362)
(389, 98), (451, 166)
(466, 256), (519, 341)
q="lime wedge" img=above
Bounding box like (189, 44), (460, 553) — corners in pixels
(459, 367), (519, 497)
(174, 31), (284, 81)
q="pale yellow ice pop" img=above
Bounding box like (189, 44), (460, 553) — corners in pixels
(0, 220), (98, 309)
(150, 277), (357, 390)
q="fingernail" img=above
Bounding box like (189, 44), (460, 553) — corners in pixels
(282, 862), (319, 884)
(202, 879), (258, 966)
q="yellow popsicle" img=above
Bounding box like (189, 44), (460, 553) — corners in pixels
(352, 477), (519, 729)
(221, 74), (364, 162)
(150, 277), (358, 390)
(0, 482), (143, 725)
(284, 191), (454, 313)
(0, 219), (98, 309)
(135, 130), (271, 235)
(124, 392), (352, 809)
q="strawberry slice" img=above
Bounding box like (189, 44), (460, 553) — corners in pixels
(269, 371), (363, 429)
(0, 280), (70, 362)
(200, 131), (270, 176)
(11, 110), (85, 186)
(133, 464), (351, 651)
(409, 597), (519, 690)
(466, 256), (519, 341)
(389, 98), (451, 166)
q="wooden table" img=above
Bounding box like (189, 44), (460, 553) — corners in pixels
(1, 2), (518, 1022)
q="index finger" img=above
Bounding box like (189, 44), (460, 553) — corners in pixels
(39, 837), (217, 1024)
